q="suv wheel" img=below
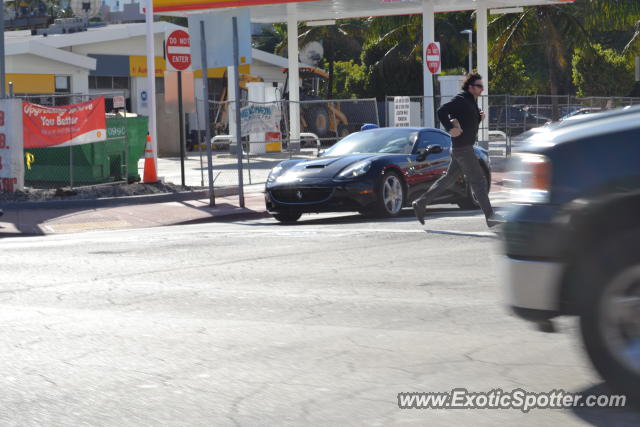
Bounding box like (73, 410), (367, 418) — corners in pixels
(580, 232), (640, 405)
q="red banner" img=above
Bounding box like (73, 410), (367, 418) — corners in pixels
(23, 97), (107, 149)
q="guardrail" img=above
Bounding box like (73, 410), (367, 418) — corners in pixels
(300, 133), (321, 157)
(488, 130), (510, 158)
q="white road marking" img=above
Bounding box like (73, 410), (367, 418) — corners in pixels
(0, 225), (499, 250)
(0, 209), (500, 248)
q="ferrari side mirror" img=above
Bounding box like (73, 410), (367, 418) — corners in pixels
(416, 145), (444, 162)
(427, 145), (444, 154)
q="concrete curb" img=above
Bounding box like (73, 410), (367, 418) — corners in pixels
(0, 186), (265, 211)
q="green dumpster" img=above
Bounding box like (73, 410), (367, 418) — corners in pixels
(24, 116), (148, 187)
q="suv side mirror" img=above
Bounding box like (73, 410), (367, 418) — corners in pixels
(416, 144), (444, 161)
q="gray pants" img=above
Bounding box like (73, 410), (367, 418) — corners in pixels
(414, 145), (494, 218)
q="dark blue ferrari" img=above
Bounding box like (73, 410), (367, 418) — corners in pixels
(265, 127), (492, 223)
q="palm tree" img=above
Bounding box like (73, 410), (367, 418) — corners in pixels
(358, 13), (473, 99)
(623, 19), (640, 54)
(297, 21), (364, 99)
(256, 21), (364, 99)
(365, 13), (471, 76)
(364, 15), (422, 81)
(252, 23), (289, 55)
(490, 1), (640, 118)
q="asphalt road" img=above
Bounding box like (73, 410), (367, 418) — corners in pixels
(1, 201), (638, 426)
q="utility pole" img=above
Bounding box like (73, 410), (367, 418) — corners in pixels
(460, 29), (473, 73)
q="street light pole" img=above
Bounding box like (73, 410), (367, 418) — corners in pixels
(460, 29), (473, 74)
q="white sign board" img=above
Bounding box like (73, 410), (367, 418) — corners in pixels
(113, 96), (126, 109)
(240, 104), (282, 137)
(0, 99), (24, 192)
(394, 96), (411, 127)
(188, 9), (252, 70)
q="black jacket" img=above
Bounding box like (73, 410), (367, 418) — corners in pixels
(437, 90), (481, 148)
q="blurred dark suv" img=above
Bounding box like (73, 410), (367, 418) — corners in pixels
(501, 106), (640, 404)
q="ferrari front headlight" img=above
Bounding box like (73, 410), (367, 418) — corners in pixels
(267, 164), (285, 183)
(335, 160), (372, 180)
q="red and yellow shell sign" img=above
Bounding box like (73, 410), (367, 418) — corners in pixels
(153, 0), (318, 13)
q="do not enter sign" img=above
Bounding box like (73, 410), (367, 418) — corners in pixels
(166, 30), (192, 72)
(426, 42), (441, 74)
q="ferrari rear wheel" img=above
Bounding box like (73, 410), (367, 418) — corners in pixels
(375, 171), (405, 217)
(273, 212), (302, 223)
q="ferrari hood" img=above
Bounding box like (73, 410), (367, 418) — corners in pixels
(278, 154), (378, 180)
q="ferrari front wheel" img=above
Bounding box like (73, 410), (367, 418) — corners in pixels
(375, 171), (405, 217)
(273, 212), (302, 223)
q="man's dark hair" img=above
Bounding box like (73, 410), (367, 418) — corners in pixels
(462, 73), (482, 91)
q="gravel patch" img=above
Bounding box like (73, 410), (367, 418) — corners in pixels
(0, 182), (205, 203)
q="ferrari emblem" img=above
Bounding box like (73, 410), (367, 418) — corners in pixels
(296, 190), (303, 200)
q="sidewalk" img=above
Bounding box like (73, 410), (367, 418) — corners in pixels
(0, 191), (268, 237)
(0, 175), (508, 237)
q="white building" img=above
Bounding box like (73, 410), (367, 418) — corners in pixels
(4, 21), (302, 154)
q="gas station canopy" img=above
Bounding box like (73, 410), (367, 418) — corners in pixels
(146, 0), (576, 160)
(157, 0), (576, 22)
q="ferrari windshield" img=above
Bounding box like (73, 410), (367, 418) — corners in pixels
(322, 128), (416, 156)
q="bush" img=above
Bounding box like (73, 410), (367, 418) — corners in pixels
(489, 55), (535, 95)
(572, 44), (636, 97)
(328, 60), (368, 99)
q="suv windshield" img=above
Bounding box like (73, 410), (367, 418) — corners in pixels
(322, 129), (416, 156)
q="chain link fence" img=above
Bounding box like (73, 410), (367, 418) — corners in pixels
(16, 92), (148, 190)
(18, 91), (636, 192)
(184, 93), (640, 191)
(184, 97), (380, 189)
(384, 94), (640, 158)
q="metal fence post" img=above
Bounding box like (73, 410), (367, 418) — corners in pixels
(124, 93), (129, 182)
(194, 96), (205, 187)
(69, 127), (73, 189)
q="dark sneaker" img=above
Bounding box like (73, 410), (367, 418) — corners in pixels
(412, 201), (425, 225)
(486, 213), (506, 228)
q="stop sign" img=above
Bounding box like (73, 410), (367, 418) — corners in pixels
(166, 30), (192, 72)
(426, 42), (441, 74)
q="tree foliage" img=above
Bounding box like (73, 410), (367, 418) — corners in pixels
(250, 1), (640, 99)
(489, 55), (535, 95)
(326, 60), (367, 99)
(572, 44), (636, 96)
(489, 1), (640, 98)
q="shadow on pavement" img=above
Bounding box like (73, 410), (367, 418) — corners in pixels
(571, 383), (640, 426)
(247, 207), (482, 227)
(172, 201), (271, 225)
(423, 229), (498, 239)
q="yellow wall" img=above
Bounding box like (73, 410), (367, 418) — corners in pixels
(130, 56), (250, 78)
(5, 74), (55, 94)
(130, 56), (166, 77)
(194, 64), (251, 79)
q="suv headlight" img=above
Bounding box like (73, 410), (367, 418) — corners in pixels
(335, 160), (372, 180)
(507, 153), (552, 204)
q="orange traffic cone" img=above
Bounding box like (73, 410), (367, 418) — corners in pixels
(143, 135), (158, 183)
